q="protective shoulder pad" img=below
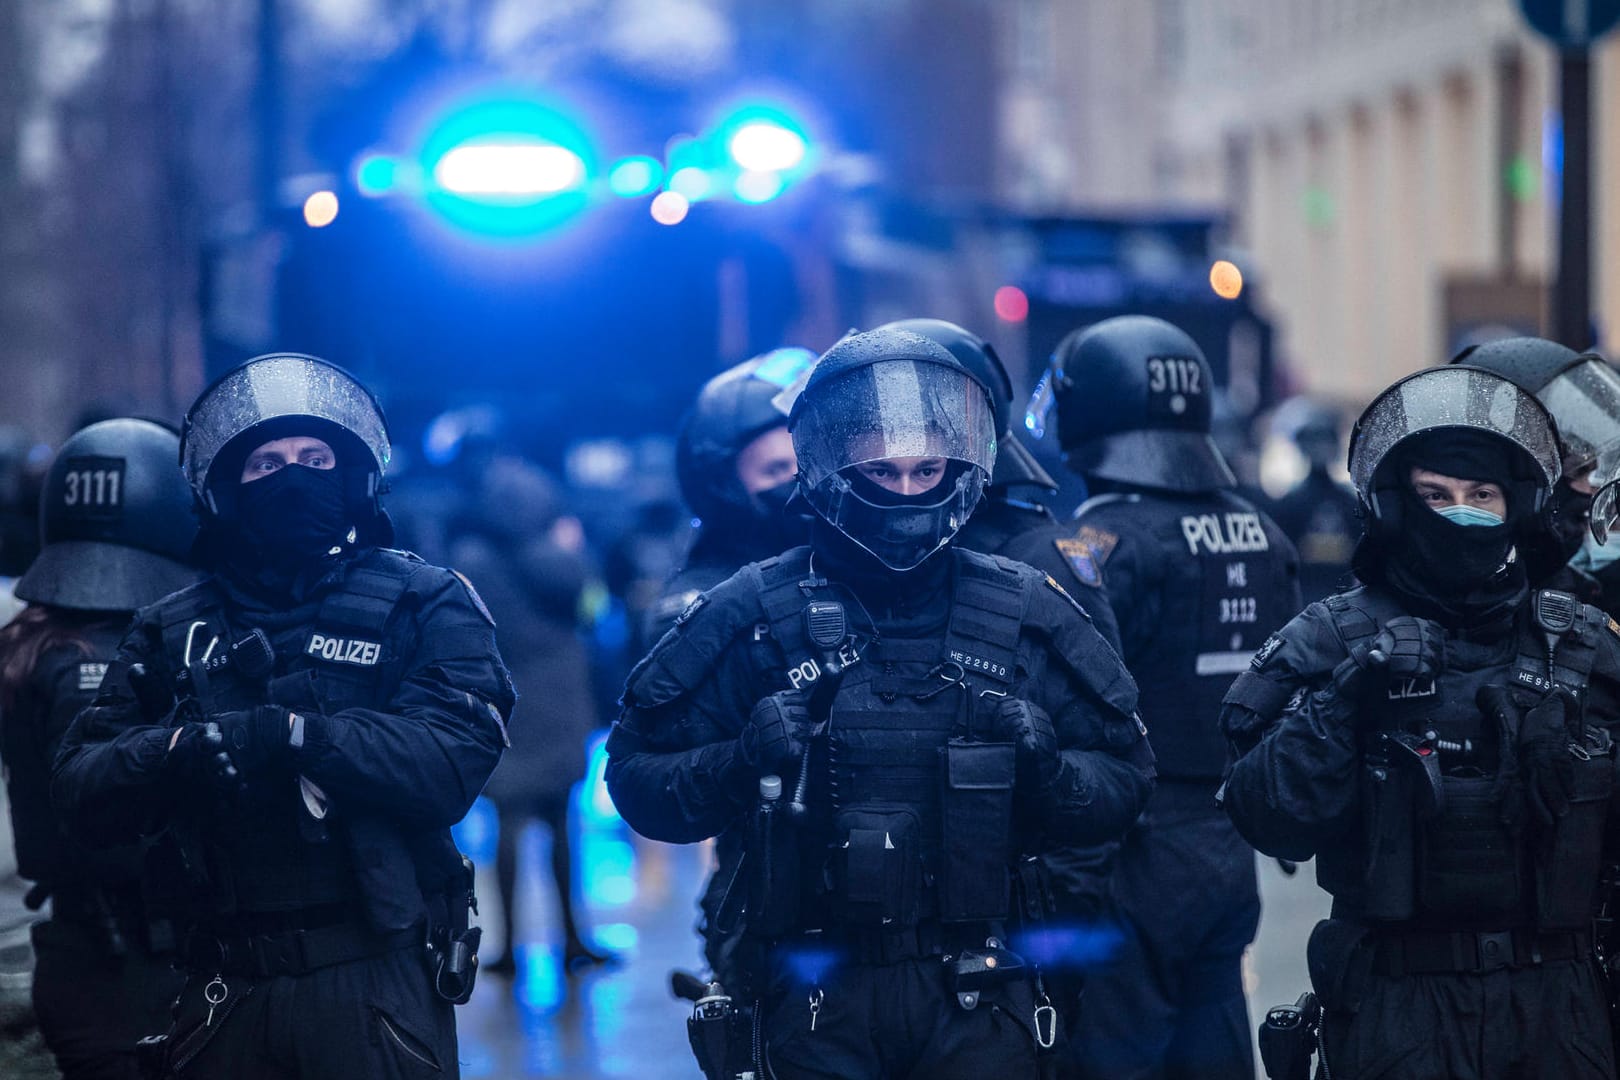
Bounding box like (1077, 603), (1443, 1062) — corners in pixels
(1247, 599), (1346, 683)
(1020, 561), (1138, 718)
(141, 577), (222, 629)
(623, 562), (772, 709)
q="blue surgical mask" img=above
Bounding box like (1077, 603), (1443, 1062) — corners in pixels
(1434, 504), (1504, 527)
(1573, 532), (1620, 573)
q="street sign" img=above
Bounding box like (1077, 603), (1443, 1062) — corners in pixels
(1520, 0), (1620, 47)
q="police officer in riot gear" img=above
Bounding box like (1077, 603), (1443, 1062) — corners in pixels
(53, 354), (513, 1079)
(879, 318), (1123, 654)
(1023, 315), (1300, 1080)
(1448, 338), (1620, 612)
(1221, 365), (1620, 1079)
(608, 327), (1154, 1079)
(1266, 397), (1359, 603)
(1, 419), (199, 1079)
(649, 347), (817, 991)
(644, 346), (817, 646)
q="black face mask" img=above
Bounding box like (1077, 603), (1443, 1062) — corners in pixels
(749, 478), (808, 552)
(236, 464), (351, 566)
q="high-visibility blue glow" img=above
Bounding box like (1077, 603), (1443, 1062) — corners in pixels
(734, 169), (786, 204)
(451, 796), (497, 865)
(668, 166), (712, 200)
(434, 141), (585, 195)
(580, 732), (620, 827)
(593, 923), (639, 953)
(355, 154), (399, 196)
(418, 96), (595, 237)
(729, 122), (806, 173)
(608, 156), (662, 197)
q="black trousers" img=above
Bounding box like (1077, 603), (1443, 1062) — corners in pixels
(31, 918), (183, 1080)
(1070, 801), (1259, 1080)
(164, 944), (456, 1079)
(1320, 957), (1614, 1080)
(762, 953), (1048, 1080)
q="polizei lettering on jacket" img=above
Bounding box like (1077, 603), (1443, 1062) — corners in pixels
(1180, 512), (1270, 556)
(306, 633), (382, 667)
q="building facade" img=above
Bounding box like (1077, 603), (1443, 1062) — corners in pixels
(999, 0), (1620, 400)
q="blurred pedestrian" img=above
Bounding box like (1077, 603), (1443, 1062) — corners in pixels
(1266, 397), (1358, 602)
(448, 457), (612, 974)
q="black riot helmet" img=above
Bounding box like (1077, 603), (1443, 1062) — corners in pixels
(180, 353), (391, 534)
(14, 418), (201, 611)
(787, 327), (997, 572)
(1349, 365), (1561, 540)
(675, 346), (815, 526)
(1025, 315), (1235, 493)
(1448, 337), (1620, 478)
(881, 318), (1057, 491)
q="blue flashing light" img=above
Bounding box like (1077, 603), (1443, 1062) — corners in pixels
(451, 797), (497, 865)
(355, 154), (399, 196)
(753, 346), (816, 387)
(418, 97), (595, 237)
(668, 166), (713, 200)
(734, 169), (786, 204)
(593, 923), (639, 953)
(608, 155), (662, 197)
(714, 103), (812, 177)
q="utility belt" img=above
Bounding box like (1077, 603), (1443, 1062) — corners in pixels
(43, 883), (179, 960)
(1368, 926), (1590, 976)
(183, 904), (419, 978)
(795, 918), (1003, 966)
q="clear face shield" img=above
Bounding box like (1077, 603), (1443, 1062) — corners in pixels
(1349, 366), (1561, 507)
(792, 359), (997, 571)
(182, 354), (391, 503)
(1539, 357), (1620, 482)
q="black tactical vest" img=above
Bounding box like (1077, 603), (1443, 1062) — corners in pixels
(150, 562), (413, 915)
(1080, 489), (1295, 780)
(752, 548), (1029, 931)
(1317, 587), (1607, 929)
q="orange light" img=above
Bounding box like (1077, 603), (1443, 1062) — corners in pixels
(993, 285), (1029, 323)
(302, 190), (339, 228)
(650, 190), (690, 226)
(1209, 259), (1244, 300)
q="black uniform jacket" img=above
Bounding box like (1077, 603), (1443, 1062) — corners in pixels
(52, 549), (514, 920)
(605, 547), (1154, 849)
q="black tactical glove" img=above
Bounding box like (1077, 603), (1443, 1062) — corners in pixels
(210, 705), (293, 776)
(165, 721), (239, 791)
(1333, 615), (1445, 705)
(740, 692), (813, 775)
(996, 698), (1060, 794)
(1518, 689), (1578, 826)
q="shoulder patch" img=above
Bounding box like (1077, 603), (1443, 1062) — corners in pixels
(1251, 632), (1285, 670)
(674, 592), (708, 626)
(1076, 525), (1120, 566)
(1608, 616), (1620, 640)
(450, 570), (496, 627)
(1054, 538), (1102, 587)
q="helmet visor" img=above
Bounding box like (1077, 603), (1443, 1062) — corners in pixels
(1349, 366), (1560, 498)
(183, 355), (390, 495)
(1537, 357), (1620, 475)
(792, 359), (997, 488)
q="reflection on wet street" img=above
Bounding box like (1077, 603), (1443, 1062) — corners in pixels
(451, 741), (1332, 1079)
(453, 739), (709, 1080)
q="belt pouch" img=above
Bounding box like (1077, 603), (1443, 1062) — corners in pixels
(1537, 730), (1615, 929)
(939, 740), (1015, 923)
(831, 808), (923, 927)
(1418, 775), (1525, 921)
